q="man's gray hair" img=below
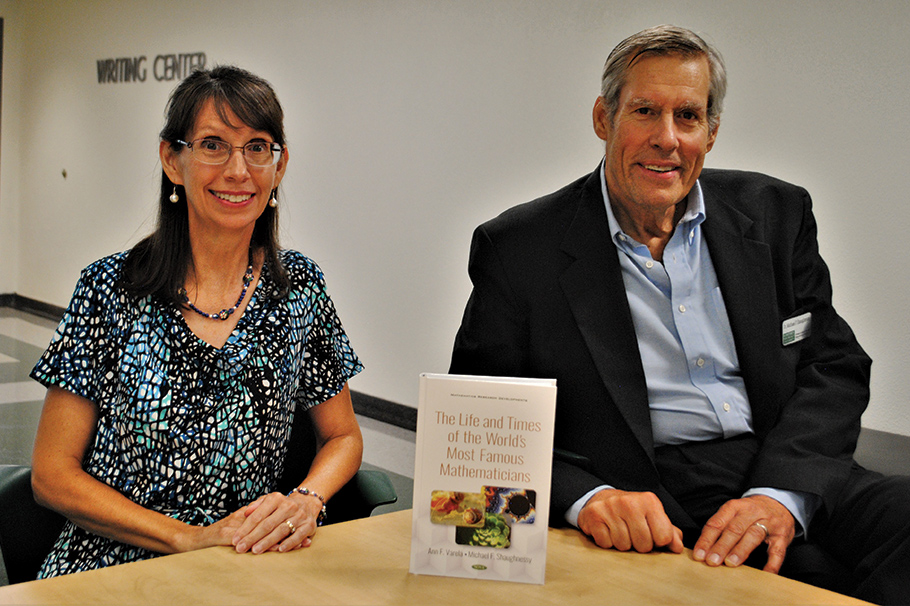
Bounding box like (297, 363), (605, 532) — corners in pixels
(600, 25), (727, 132)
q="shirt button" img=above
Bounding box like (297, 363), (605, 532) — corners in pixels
(678, 304), (686, 313)
(723, 402), (731, 412)
(696, 358), (705, 367)
(646, 261), (654, 269)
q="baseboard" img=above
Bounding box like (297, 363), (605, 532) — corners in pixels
(351, 391), (416, 432)
(0, 294), (65, 322)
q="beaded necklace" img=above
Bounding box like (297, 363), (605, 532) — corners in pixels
(178, 250), (255, 321)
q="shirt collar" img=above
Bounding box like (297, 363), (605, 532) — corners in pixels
(598, 157), (706, 247)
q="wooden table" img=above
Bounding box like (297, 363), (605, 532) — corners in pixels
(0, 509), (867, 605)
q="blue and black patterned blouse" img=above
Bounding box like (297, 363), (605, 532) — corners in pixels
(30, 249), (363, 577)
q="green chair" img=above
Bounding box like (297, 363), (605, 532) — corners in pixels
(0, 465), (66, 585)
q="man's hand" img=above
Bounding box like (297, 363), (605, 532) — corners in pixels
(577, 489), (684, 553)
(693, 495), (795, 573)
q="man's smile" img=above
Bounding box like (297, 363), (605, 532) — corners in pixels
(642, 164), (678, 173)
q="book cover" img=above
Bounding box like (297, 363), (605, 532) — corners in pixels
(409, 373), (557, 584)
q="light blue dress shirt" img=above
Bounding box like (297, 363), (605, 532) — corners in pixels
(565, 162), (819, 535)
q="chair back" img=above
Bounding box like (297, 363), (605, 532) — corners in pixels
(0, 465), (66, 584)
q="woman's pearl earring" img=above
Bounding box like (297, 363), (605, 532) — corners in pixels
(169, 187), (179, 203)
(269, 191), (278, 208)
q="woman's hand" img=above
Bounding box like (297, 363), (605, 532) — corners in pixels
(221, 382), (363, 555)
(229, 491), (323, 554)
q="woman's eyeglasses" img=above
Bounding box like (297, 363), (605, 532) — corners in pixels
(176, 138), (283, 167)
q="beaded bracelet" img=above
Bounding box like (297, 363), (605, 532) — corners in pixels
(288, 487), (327, 526)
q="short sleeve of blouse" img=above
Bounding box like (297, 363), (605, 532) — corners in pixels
(283, 251), (363, 410)
(30, 255), (126, 404)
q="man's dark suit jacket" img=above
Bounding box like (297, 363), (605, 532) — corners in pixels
(450, 166), (872, 531)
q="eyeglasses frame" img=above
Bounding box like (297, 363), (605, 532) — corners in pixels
(175, 138), (284, 167)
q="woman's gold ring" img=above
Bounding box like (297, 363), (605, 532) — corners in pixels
(285, 519), (297, 535)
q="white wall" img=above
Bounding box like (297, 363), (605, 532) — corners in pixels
(2, 0), (909, 435)
(0, 0), (23, 296)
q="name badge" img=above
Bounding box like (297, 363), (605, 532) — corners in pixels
(782, 312), (811, 346)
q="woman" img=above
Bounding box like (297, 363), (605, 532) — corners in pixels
(29, 66), (364, 577)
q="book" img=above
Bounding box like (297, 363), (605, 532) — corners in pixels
(409, 373), (557, 584)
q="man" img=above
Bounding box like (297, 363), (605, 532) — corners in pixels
(450, 25), (910, 604)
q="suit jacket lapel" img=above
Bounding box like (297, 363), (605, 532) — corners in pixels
(701, 183), (781, 436)
(558, 169), (656, 457)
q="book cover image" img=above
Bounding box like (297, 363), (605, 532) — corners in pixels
(410, 374), (556, 584)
